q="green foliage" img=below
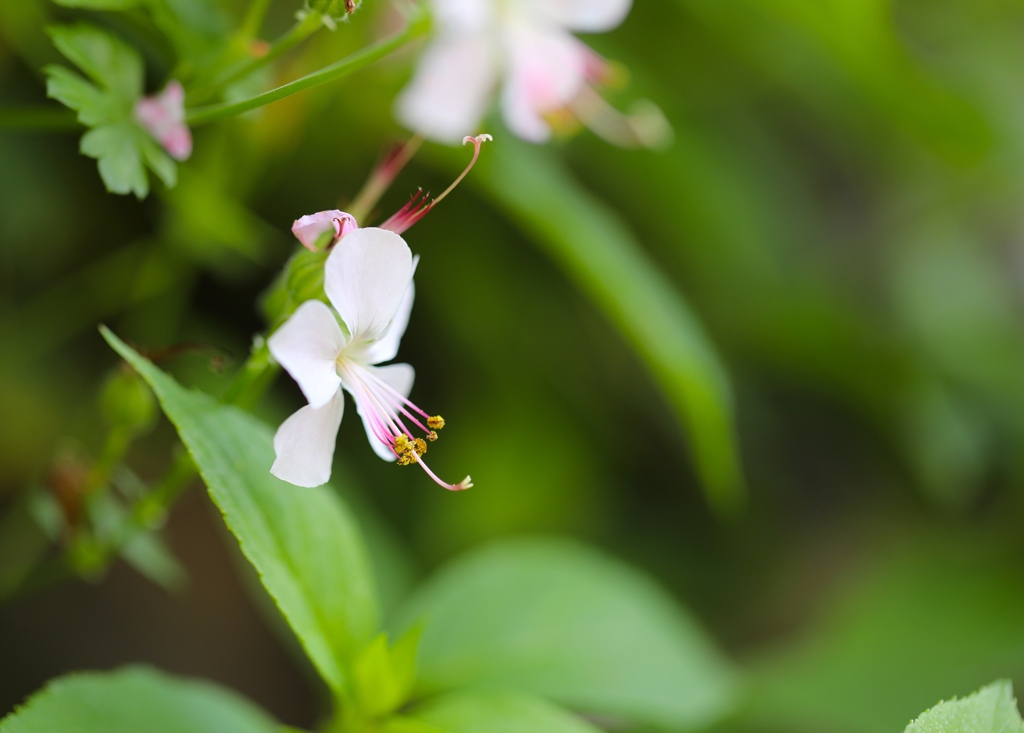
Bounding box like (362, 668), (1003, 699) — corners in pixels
(395, 538), (739, 731)
(474, 139), (743, 514)
(100, 367), (157, 436)
(353, 629), (421, 719)
(101, 328), (379, 698)
(0, 666), (278, 733)
(744, 532), (1024, 733)
(45, 25), (176, 198)
(394, 689), (602, 733)
(52, 0), (142, 8)
(905, 681), (1024, 733)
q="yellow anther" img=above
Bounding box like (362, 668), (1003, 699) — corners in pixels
(413, 438), (427, 456)
(427, 415), (445, 430)
(394, 434), (410, 452)
(426, 430), (438, 442)
(396, 453), (413, 466)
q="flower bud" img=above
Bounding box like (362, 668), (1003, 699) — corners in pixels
(99, 367), (157, 437)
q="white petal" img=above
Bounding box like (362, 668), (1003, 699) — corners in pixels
(428, 0), (493, 33)
(267, 300), (344, 409)
(500, 25), (588, 142)
(271, 389), (345, 488)
(361, 261), (416, 365)
(324, 227), (414, 346)
(521, 0), (631, 32)
(395, 34), (498, 144)
(347, 363), (416, 462)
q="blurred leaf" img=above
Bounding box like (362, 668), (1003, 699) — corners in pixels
(102, 327), (379, 697)
(905, 680), (1024, 733)
(353, 628), (421, 719)
(89, 491), (187, 592)
(0, 666), (278, 733)
(44, 66), (118, 126)
(45, 24), (177, 198)
(47, 24), (142, 101)
(0, 492), (53, 599)
(395, 689), (602, 733)
(52, 0), (141, 8)
(473, 140), (743, 513)
(745, 531), (1024, 733)
(80, 123), (151, 198)
(395, 538), (739, 731)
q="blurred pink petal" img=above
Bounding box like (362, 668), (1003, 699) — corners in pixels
(134, 80), (192, 162)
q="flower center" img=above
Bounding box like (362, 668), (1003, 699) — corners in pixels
(336, 358), (471, 491)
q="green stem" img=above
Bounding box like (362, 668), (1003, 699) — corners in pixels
(187, 13), (429, 126)
(189, 11), (325, 105)
(241, 0), (275, 38)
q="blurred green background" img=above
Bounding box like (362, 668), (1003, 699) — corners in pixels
(2, 1), (1024, 731)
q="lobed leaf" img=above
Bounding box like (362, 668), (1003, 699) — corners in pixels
(0, 666), (278, 733)
(101, 328), (379, 697)
(47, 24), (142, 102)
(395, 537), (740, 731)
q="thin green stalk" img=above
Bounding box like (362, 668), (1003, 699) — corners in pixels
(187, 13), (429, 126)
(189, 11), (325, 105)
(241, 0), (275, 38)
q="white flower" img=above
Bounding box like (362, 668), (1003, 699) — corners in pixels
(267, 226), (472, 490)
(395, 0), (665, 146)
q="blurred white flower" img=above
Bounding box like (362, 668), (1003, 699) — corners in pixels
(396, 0), (668, 147)
(268, 226), (472, 491)
(134, 80), (192, 161)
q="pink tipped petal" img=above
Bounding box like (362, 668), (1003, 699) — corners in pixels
(522, 0), (632, 32)
(292, 210), (357, 251)
(348, 363), (415, 461)
(134, 80), (192, 161)
(267, 300), (345, 409)
(271, 390), (345, 487)
(324, 227), (414, 345)
(500, 25), (587, 142)
(395, 34), (498, 143)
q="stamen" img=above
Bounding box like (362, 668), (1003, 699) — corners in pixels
(379, 134), (492, 235)
(338, 360), (470, 490)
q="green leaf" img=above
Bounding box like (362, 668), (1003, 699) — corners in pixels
(0, 666), (278, 733)
(45, 24), (177, 199)
(745, 532), (1024, 733)
(101, 328), (379, 697)
(81, 123), (150, 199)
(474, 140), (743, 514)
(395, 538), (739, 731)
(353, 628), (421, 718)
(396, 689), (601, 733)
(905, 681), (1024, 733)
(47, 24), (142, 102)
(43, 65), (117, 126)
